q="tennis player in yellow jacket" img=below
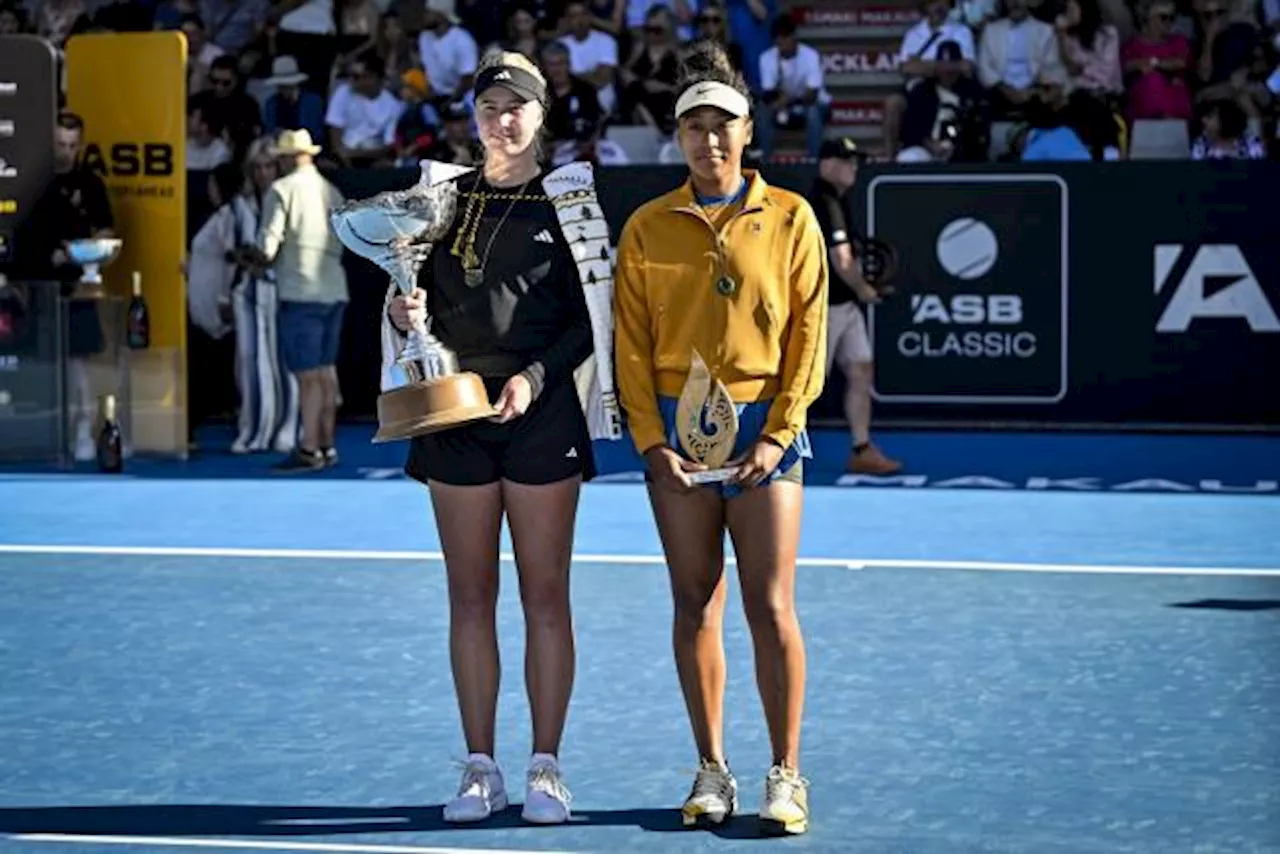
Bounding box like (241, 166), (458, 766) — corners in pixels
(613, 39), (829, 837)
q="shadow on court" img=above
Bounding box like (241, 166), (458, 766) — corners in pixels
(1168, 598), (1280, 611)
(0, 804), (775, 841)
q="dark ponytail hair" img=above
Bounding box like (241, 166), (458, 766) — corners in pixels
(674, 38), (752, 113)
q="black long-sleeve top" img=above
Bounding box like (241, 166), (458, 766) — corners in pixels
(419, 171), (592, 391)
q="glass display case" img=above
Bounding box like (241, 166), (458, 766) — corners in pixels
(0, 278), (67, 465)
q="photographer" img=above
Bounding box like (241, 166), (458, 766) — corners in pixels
(807, 140), (902, 476)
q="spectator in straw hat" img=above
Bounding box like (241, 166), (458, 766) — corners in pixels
(262, 55), (325, 145)
(254, 128), (349, 474)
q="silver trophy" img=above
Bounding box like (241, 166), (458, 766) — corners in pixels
(329, 161), (496, 442)
(67, 237), (123, 299)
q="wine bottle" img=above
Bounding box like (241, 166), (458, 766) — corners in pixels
(126, 271), (149, 350)
(96, 394), (123, 473)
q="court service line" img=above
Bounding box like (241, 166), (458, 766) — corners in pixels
(1, 543), (1278, 577)
(5, 834), (577, 854)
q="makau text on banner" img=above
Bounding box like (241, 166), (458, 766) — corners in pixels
(865, 173), (1069, 404)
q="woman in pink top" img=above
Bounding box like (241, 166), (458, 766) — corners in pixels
(1122, 0), (1194, 121)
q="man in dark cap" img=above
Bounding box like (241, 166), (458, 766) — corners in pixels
(807, 139), (903, 475)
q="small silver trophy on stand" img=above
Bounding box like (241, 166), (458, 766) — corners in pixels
(66, 237), (123, 299)
(330, 161), (496, 443)
(63, 237), (127, 461)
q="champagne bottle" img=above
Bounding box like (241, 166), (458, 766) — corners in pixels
(126, 270), (149, 350)
(96, 394), (123, 473)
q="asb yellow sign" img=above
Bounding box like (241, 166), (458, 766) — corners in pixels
(66, 31), (187, 455)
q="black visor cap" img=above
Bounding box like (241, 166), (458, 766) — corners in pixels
(474, 65), (546, 105)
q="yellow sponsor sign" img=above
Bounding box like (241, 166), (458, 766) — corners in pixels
(66, 31), (188, 455)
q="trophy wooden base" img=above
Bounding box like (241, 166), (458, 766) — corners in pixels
(373, 372), (497, 443)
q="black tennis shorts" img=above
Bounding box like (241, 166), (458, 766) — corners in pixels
(405, 376), (597, 486)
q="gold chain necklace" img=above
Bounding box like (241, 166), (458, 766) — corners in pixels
(451, 178), (537, 288)
(449, 182), (550, 284)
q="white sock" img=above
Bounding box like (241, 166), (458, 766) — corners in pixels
(467, 752), (496, 768)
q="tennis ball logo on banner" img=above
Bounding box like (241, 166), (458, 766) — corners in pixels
(901, 216), (1037, 359)
(865, 175), (1068, 405)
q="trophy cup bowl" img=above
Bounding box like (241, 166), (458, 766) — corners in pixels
(67, 237), (124, 299)
(329, 162), (497, 443)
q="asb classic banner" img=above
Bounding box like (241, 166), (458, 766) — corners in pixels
(66, 31), (188, 455)
(865, 174), (1068, 405)
(856, 164), (1279, 429)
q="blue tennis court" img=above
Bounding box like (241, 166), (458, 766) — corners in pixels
(1, 427), (1278, 854)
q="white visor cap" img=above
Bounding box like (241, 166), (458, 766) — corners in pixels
(675, 81), (750, 119)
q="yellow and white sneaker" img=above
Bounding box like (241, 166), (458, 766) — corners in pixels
(681, 758), (738, 827)
(759, 765), (809, 835)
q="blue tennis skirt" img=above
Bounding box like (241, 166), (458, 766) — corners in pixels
(655, 395), (812, 498)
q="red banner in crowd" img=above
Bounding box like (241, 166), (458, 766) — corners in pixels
(795, 5), (921, 27)
(831, 100), (887, 126)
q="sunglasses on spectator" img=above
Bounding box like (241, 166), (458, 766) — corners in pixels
(211, 75), (234, 87)
(645, 24), (666, 34)
(698, 14), (722, 24)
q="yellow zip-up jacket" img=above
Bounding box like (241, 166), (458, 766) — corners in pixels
(614, 169), (829, 457)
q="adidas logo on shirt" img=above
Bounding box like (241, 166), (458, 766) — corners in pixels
(533, 229), (554, 243)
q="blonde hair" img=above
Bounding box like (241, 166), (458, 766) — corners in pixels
(475, 50), (550, 162)
(242, 135), (279, 195)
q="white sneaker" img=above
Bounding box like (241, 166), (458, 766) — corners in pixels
(681, 758), (737, 827)
(442, 754), (507, 823)
(521, 753), (571, 824)
(759, 764), (809, 835)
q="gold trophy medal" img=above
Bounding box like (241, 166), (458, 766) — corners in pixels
(675, 350), (741, 484)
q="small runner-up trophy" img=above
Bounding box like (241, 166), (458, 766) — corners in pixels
(674, 349), (741, 484)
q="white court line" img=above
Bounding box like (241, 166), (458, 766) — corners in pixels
(5, 834), (575, 854)
(0, 543), (1278, 577)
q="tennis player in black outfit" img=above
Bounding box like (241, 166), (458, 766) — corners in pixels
(386, 52), (595, 827)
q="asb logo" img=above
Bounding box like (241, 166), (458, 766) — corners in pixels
(1154, 244), (1280, 333)
(82, 142), (175, 178)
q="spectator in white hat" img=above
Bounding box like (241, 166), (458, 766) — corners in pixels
(262, 55), (325, 144)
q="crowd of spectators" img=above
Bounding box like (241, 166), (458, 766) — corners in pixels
(4, 0), (807, 184)
(880, 0), (1279, 161)
(3, 0), (1273, 171)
